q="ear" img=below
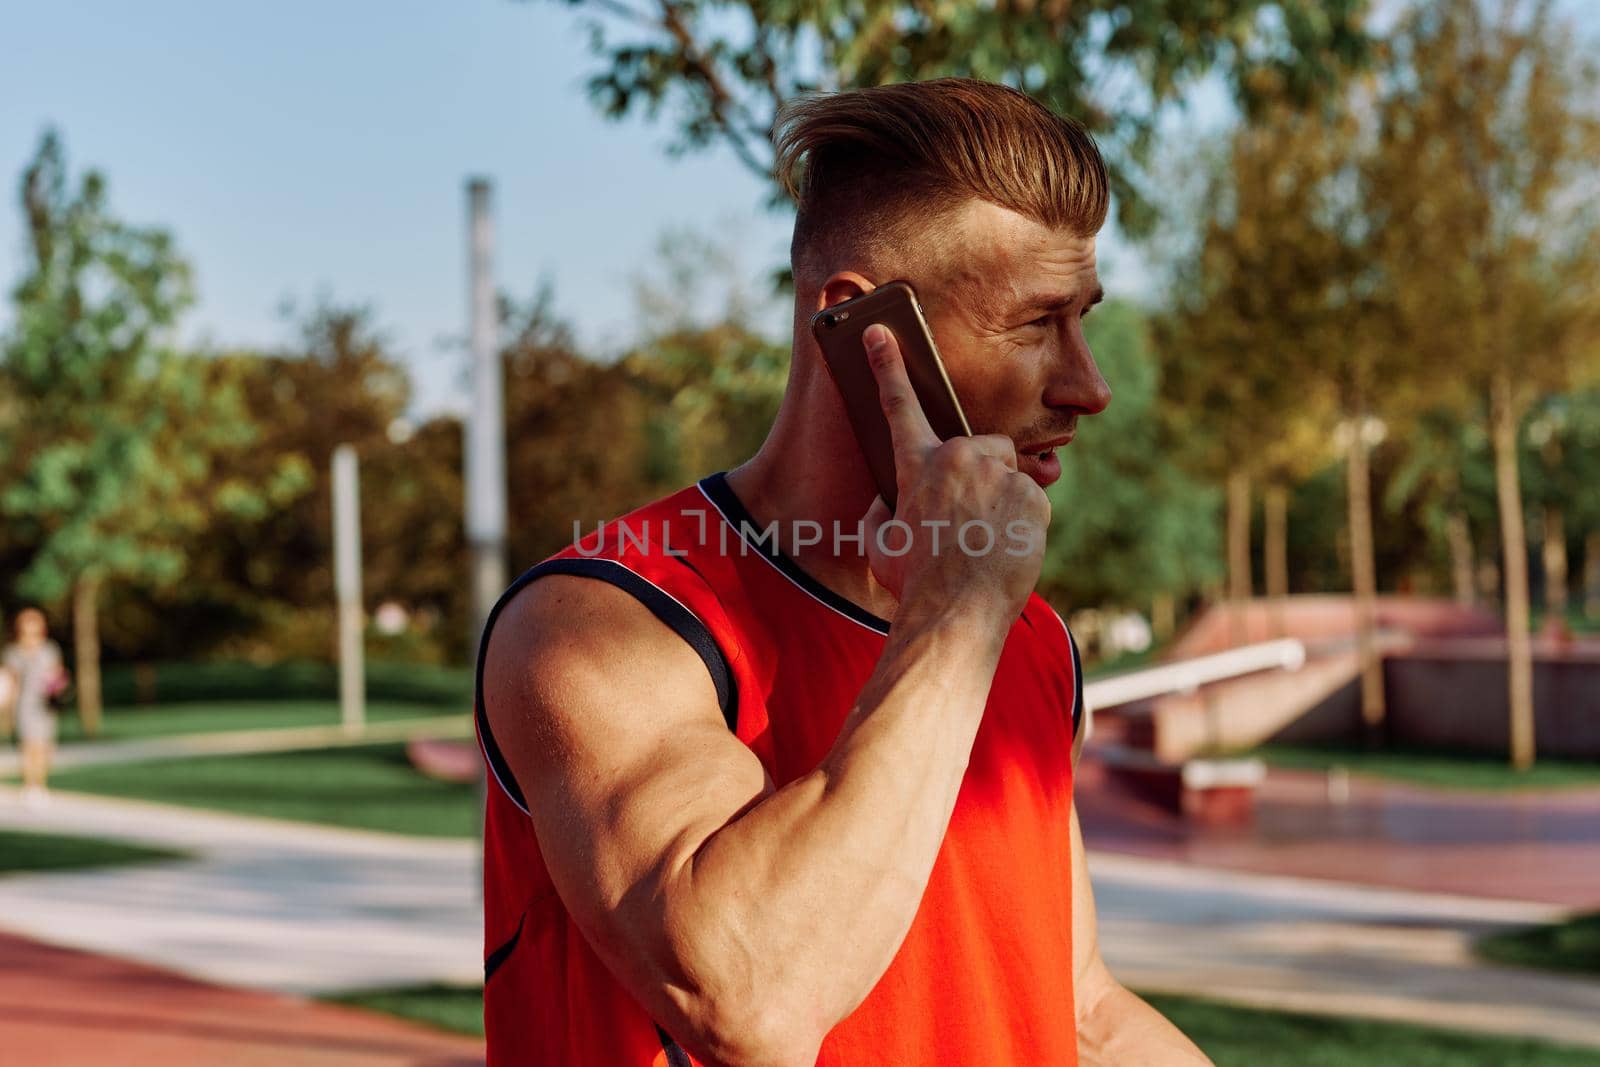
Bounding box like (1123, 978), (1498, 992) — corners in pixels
(815, 271), (876, 314)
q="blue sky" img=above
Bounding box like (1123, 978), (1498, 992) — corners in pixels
(4, 2), (1591, 417)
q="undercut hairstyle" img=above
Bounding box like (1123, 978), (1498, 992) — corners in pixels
(775, 78), (1109, 285)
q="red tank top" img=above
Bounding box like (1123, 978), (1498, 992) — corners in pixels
(476, 473), (1083, 1065)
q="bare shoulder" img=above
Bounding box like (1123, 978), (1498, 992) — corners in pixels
(481, 572), (730, 770)
(480, 570), (771, 953)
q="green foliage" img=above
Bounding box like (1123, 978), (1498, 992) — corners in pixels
(93, 658), (471, 708)
(0, 130), (238, 606)
(539, 0), (1370, 233)
(112, 301), (469, 664)
(1041, 300), (1222, 607)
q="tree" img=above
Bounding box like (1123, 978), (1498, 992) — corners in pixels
(1156, 103), (1348, 648)
(533, 0), (1369, 231)
(1366, 0), (1600, 768)
(193, 302), (414, 661)
(1041, 299), (1222, 615)
(500, 286), (672, 567)
(1522, 390), (1600, 622)
(0, 131), (233, 732)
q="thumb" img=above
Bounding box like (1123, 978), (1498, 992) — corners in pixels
(860, 494), (892, 548)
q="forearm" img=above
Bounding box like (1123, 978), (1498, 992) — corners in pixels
(1077, 969), (1213, 1066)
(664, 598), (1009, 1053)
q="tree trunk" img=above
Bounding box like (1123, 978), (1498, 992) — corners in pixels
(1447, 509), (1476, 605)
(1491, 373), (1535, 770)
(1585, 532), (1600, 621)
(1542, 505), (1567, 624)
(1152, 593), (1175, 644)
(72, 571), (104, 738)
(1264, 484), (1290, 636)
(1345, 416), (1385, 739)
(1226, 469), (1252, 646)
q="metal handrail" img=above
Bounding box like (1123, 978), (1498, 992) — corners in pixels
(1082, 638), (1306, 713)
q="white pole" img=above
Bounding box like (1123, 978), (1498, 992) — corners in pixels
(332, 444), (365, 736)
(466, 177), (507, 653)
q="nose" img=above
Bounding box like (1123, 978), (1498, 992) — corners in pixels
(1043, 334), (1111, 416)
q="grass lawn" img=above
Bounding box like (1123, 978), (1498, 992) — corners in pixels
(0, 828), (188, 876)
(1252, 742), (1600, 791)
(330, 983), (484, 1036)
(1142, 993), (1600, 1066)
(52, 698), (462, 745)
(37, 660), (475, 745)
(328, 984), (1600, 1063)
(49, 742), (480, 838)
(1476, 912), (1600, 978)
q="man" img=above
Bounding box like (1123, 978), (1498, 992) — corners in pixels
(477, 78), (1212, 1065)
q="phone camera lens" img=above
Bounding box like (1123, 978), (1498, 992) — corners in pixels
(820, 312), (838, 329)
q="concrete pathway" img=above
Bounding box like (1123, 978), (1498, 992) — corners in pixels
(0, 787), (480, 994)
(0, 714), (472, 776)
(1090, 850), (1600, 1051)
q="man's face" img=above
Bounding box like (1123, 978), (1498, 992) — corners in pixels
(912, 199), (1111, 488)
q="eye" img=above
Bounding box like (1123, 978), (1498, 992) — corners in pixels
(1026, 313), (1053, 329)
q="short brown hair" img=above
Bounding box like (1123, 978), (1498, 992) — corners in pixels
(775, 78), (1109, 284)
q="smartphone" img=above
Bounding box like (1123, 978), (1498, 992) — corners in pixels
(811, 281), (971, 510)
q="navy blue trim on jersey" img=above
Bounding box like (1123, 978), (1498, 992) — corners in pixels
(484, 913), (525, 982)
(698, 470), (892, 636)
(656, 1025), (692, 1067)
(1067, 625), (1084, 740)
(474, 556), (740, 815)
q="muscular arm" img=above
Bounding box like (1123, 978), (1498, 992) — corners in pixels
(1070, 805), (1214, 1065)
(486, 571), (1010, 1067)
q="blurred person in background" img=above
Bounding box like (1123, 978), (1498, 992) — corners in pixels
(2, 607), (67, 808)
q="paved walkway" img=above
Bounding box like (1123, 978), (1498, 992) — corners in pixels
(3, 785), (1598, 1050)
(1090, 851), (1600, 1050)
(0, 714), (472, 776)
(0, 931), (482, 1067)
(0, 787), (480, 994)
(1078, 754), (1600, 907)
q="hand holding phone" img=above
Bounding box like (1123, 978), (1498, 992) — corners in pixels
(811, 281), (970, 510)
(850, 313), (1050, 621)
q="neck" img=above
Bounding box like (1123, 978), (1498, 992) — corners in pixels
(723, 354), (898, 621)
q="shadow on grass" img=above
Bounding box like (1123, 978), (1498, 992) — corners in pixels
(0, 829), (190, 877)
(1476, 912), (1600, 978)
(50, 743), (480, 838)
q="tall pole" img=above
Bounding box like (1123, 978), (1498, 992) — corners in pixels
(332, 444), (365, 736)
(466, 177), (507, 652)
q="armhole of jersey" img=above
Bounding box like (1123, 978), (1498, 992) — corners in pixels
(474, 556), (740, 817)
(1049, 607), (1086, 742)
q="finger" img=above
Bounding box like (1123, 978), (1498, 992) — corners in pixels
(863, 324), (940, 457)
(963, 433), (1020, 471)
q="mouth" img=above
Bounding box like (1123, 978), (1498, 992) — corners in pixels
(1015, 435), (1072, 488)
(1017, 432), (1075, 460)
